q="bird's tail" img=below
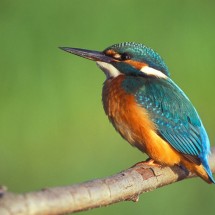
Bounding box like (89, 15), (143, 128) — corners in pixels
(196, 125), (215, 183)
(181, 158), (215, 184)
(201, 156), (215, 184)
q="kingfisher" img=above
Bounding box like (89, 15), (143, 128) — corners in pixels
(60, 42), (215, 184)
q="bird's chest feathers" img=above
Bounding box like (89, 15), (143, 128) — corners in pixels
(102, 75), (156, 150)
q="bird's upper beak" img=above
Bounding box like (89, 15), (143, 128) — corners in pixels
(59, 47), (113, 63)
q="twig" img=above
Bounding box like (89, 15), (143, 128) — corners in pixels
(0, 147), (214, 215)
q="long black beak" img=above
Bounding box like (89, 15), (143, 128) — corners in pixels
(59, 47), (113, 63)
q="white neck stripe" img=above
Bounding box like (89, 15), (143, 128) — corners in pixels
(140, 66), (167, 79)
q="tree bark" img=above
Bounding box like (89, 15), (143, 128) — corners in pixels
(0, 147), (215, 215)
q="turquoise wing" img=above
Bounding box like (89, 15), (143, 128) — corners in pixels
(133, 77), (209, 162)
(122, 71), (214, 182)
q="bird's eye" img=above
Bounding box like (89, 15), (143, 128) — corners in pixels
(121, 52), (131, 61)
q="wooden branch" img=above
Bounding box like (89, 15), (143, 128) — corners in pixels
(0, 147), (215, 215)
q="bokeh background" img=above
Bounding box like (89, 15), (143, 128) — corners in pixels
(0, 0), (215, 214)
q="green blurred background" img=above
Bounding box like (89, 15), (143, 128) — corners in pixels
(0, 0), (215, 214)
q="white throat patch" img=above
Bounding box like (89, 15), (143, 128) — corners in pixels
(96, 61), (121, 78)
(140, 66), (167, 79)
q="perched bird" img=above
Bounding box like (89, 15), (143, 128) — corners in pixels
(60, 42), (214, 184)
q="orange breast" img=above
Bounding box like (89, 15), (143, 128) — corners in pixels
(102, 75), (182, 166)
(102, 75), (212, 183)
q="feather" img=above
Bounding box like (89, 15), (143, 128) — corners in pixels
(123, 76), (209, 161)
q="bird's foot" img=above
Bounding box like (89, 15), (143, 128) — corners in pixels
(144, 158), (162, 167)
(178, 164), (189, 174)
(0, 185), (7, 197)
(132, 158), (162, 168)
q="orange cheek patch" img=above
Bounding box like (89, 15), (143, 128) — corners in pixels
(105, 49), (121, 61)
(105, 49), (117, 56)
(125, 60), (148, 70)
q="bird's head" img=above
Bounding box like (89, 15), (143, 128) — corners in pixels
(60, 42), (170, 79)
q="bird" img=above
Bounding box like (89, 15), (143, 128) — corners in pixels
(60, 42), (215, 184)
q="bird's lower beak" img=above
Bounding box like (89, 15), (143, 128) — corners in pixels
(59, 47), (113, 63)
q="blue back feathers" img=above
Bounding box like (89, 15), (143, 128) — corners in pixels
(105, 42), (170, 77)
(122, 76), (215, 183)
